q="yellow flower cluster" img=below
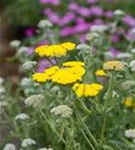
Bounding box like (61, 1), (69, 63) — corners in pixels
(35, 42), (76, 57)
(95, 69), (107, 77)
(123, 97), (135, 108)
(72, 83), (103, 98)
(103, 60), (126, 71)
(32, 61), (85, 85)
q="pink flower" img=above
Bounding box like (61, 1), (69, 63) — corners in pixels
(68, 3), (79, 11)
(123, 15), (135, 27)
(24, 28), (35, 37)
(39, 0), (60, 5)
(104, 11), (114, 18)
(90, 6), (103, 16)
(25, 47), (35, 55)
(87, 0), (98, 4)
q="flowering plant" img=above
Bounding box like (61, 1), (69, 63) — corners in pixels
(1, 4), (135, 150)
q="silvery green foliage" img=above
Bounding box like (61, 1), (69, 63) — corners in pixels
(76, 44), (91, 55)
(22, 61), (37, 71)
(15, 113), (30, 120)
(21, 78), (41, 95)
(3, 143), (16, 150)
(50, 105), (73, 118)
(25, 94), (44, 108)
(21, 138), (36, 148)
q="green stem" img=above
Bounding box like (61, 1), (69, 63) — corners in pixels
(76, 111), (98, 147)
(80, 129), (96, 150)
(100, 73), (114, 146)
(40, 109), (67, 144)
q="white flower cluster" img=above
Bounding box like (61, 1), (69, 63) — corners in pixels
(3, 143), (16, 150)
(21, 78), (40, 95)
(50, 105), (73, 118)
(10, 40), (21, 48)
(25, 94), (44, 108)
(15, 113), (30, 121)
(38, 19), (52, 28)
(38, 148), (53, 150)
(21, 138), (36, 148)
(129, 60), (135, 72)
(125, 129), (135, 143)
(90, 25), (108, 33)
(0, 77), (6, 114)
(22, 61), (37, 71)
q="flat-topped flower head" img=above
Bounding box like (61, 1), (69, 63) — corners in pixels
(125, 129), (135, 139)
(62, 61), (85, 67)
(50, 105), (73, 118)
(3, 143), (16, 150)
(73, 83), (103, 98)
(60, 42), (76, 51)
(123, 97), (135, 108)
(21, 138), (36, 148)
(15, 113), (30, 121)
(32, 61), (85, 84)
(95, 69), (107, 77)
(25, 94), (44, 108)
(35, 42), (76, 57)
(103, 60), (126, 71)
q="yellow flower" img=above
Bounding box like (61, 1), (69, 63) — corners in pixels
(51, 67), (85, 84)
(32, 73), (49, 82)
(35, 45), (49, 56)
(123, 97), (135, 108)
(61, 42), (76, 51)
(72, 83), (103, 98)
(95, 69), (107, 77)
(32, 61), (85, 85)
(35, 42), (76, 57)
(62, 61), (85, 67)
(103, 60), (126, 71)
(45, 66), (59, 76)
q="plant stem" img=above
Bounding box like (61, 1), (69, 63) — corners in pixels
(100, 73), (114, 147)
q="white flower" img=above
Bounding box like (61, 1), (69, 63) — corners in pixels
(116, 53), (132, 59)
(0, 77), (4, 85)
(90, 25), (108, 33)
(0, 87), (5, 94)
(86, 32), (100, 41)
(3, 143), (16, 150)
(129, 60), (135, 72)
(131, 48), (135, 53)
(125, 129), (135, 139)
(25, 94), (44, 108)
(38, 19), (52, 28)
(50, 105), (73, 118)
(21, 138), (36, 148)
(38, 148), (53, 150)
(121, 80), (135, 90)
(0, 101), (8, 107)
(10, 40), (21, 48)
(15, 113), (30, 120)
(21, 78), (39, 88)
(22, 61), (37, 71)
(76, 44), (90, 50)
(114, 9), (125, 16)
